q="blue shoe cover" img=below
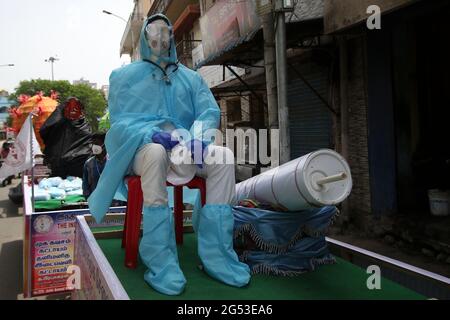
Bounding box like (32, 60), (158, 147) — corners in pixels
(197, 204), (251, 287)
(139, 206), (186, 295)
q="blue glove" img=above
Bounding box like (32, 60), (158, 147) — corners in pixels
(188, 139), (207, 169)
(152, 132), (179, 150)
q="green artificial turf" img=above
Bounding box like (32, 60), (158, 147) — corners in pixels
(96, 233), (425, 300)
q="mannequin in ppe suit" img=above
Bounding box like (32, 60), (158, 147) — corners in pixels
(88, 14), (250, 295)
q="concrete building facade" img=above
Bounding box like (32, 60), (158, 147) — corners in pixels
(115, 1), (450, 256)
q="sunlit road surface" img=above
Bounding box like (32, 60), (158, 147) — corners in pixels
(0, 178), (23, 300)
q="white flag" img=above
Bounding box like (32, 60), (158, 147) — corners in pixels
(0, 114), (42, 179)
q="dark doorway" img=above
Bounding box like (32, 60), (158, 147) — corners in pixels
(392, 7), (450, 214)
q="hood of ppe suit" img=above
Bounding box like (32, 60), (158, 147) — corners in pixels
(140, 14), (177, 66)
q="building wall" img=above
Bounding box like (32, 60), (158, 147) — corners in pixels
(139, 0), (153, 18)
(241, 96), (250, 122)
(0, 96), (13, 135)
(120, 0), (153, 61)
(0, 96), (13, 126)
(199, 0), (216, 15)
(192, 19), (201, 41)
(250, 94), (266, 130)
(219, 99), (227, 135)
(346, 36), (372, 217)
(324, 0), (419, 33)
(73, 79), (97, 89)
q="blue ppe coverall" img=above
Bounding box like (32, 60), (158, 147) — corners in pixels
(88, 14), (250, 295)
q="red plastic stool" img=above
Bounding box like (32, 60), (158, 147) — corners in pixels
(122, 176), (206, 269)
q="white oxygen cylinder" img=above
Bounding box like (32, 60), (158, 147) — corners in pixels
(235, 149), (352, 211)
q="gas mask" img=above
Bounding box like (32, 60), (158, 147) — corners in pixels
(145, 20), (172, 57)
(92, 144), (104, 155)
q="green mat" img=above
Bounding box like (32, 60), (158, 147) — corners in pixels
(91, 226), (124, 233)
(96, 233), (425, 300)
(34, 195), (86, 210)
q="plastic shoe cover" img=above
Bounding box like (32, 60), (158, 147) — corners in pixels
(197, 204), (251, 287)
(139, 206), (186, 295)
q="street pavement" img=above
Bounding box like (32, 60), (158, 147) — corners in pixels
(0, 177), (23, 300)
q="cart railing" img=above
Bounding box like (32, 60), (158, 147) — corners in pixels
(327, 237), (450, 300)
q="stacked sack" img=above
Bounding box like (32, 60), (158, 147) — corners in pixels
(34, 176), (83, 201)
(233, 205), (338, 276)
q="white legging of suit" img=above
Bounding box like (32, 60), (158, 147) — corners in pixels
(132, 143), (236, 206)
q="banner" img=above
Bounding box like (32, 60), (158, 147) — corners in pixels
(30, 211), (77, 296)
(0, 114), (42, 178)
(199, 0), (261, 63)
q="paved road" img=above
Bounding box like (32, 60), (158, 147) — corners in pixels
(0, 177), (23, 300)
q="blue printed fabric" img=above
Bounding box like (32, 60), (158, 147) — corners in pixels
(233, 206), (338, 275)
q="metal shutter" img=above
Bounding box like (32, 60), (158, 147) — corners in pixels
(287, 62), (332, 159)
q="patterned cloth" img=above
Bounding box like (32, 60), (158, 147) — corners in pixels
(233, 206), (338, 276)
